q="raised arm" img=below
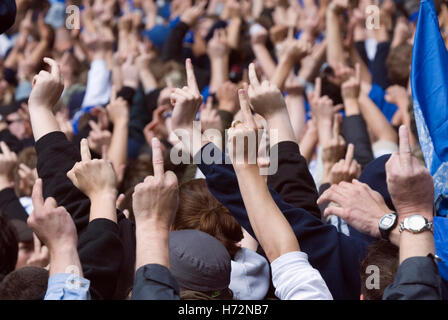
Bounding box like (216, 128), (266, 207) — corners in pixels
(228, 64), (332, 303)
(207, 29), (230, 94)
(28, 179), (89, 300)
(383, 126), (440, 300)
(131, 138), (180, 300)
(27, 58), (64, 141)
(247, 64), (321, 218)
(326, 0), (348, 68)
(67, 139), (118, 223)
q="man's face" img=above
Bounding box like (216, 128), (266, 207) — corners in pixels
(6, 112), (31, 140)
(15, 241), (34, 270)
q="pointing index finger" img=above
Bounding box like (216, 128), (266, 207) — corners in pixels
(345, 143), (354, 164)
(152, 137), (164, 178)
(186, 59), (199, 94)
(398, 125), (411, 167)
(31, 179), (44, 211)
(240, 84), (257, 129)
(248, 63), (260, 87)
(80, 139), (92, 161)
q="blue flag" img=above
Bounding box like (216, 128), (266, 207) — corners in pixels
(411, 0), (448, 218)
(411, 0), (448, 281)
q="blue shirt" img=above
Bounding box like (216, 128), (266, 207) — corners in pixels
(44, 273), (91, 300)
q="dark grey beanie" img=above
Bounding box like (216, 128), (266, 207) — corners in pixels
(169, 230), (231, 292)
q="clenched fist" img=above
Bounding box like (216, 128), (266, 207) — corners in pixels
(28, 58), (64, 110)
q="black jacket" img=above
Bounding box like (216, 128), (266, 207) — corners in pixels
(131, 264), (180, 300)
(0, 0), (16, 34)
(383, 256), (443, 300)
(267, 141), (321, 219)
(342, 115), (374, 169)
(35, 131), (136, 300)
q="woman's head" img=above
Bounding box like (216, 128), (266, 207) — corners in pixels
(174, 179), (243, 260)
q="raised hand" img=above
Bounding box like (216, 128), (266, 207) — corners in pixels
(200, 97), (223, 133)
(328, 144), (361, 185)
(341, 64), (361, 102)
(28, 58), (64, 110)
(321, 114), (346, 168)
(216, 81), (239, 115)
(25, 233), (50, 268)
(247, 63), (286, 120)
(18, 163), (38, 196)
(0, 142), (17, 187)
(228, 88), (259, 170)
(180, 0), (207, 26)
(27, 179), (77, 256)
(87, 120), (112, 156)
(67, 139), (117, 200)
(170, 59), (203, 135)
(106, 93), (129, 126)
(308, 78), (341, 123)
(317, 180), (394, 240)
(328, 0), (349, 13)
(121, 53), (140, 90)
(386, 126), (434, 219)
(250, 24), (268, 46)
(283, 39), (312, 64)
(132, 138), (179, 229)
(207, 29), (230, 59)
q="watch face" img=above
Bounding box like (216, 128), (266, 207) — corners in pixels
(405, 215), (426, 232)
(379, 214), (396, 229)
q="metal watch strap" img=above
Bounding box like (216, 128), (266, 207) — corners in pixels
(399, 219), (433, 233)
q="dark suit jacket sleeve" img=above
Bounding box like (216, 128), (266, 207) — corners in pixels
(342, 115), (374, 168)
(0, 187), (28, 222)
(383, 256), (442, 300)
(131, 264), (180, 300)
(267, 141), (321, 219)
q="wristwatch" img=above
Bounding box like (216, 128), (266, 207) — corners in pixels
(378, 213), (398, 241)
(399, 215), (433, 234)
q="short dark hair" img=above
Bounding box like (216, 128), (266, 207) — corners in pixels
(0, 214), (18, 281)
(386, 44), (412, 87)
(0, 266), (49, 300)
(360, 240), (398, 300)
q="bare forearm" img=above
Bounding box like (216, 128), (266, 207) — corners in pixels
(359, 94), (398, 143)
(299, 128), (318, 163)
(349, 46), (372, 85)
(227, 18), (242, 50)
(209, 57), (229, 93)
(399, 231), (435, 265)
(252, 44), (277, 79)
(235, 167), (300, 262)
(266, 110), (297, 145)
(108, 120), (128, 175)
(29, 108), (61, 141)
(89, 191), (117, 223)
(285, 95), (307, 142)
(326, 10), (346, 67)
(343, 98), (361, 116)
(135, 224), (170, 270)
(271, 57), (294, 91)
(28, 41), (50, 69)
(49, 247), (83, 277)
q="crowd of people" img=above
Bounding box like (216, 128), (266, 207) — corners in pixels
(0, 0), (447, 300)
